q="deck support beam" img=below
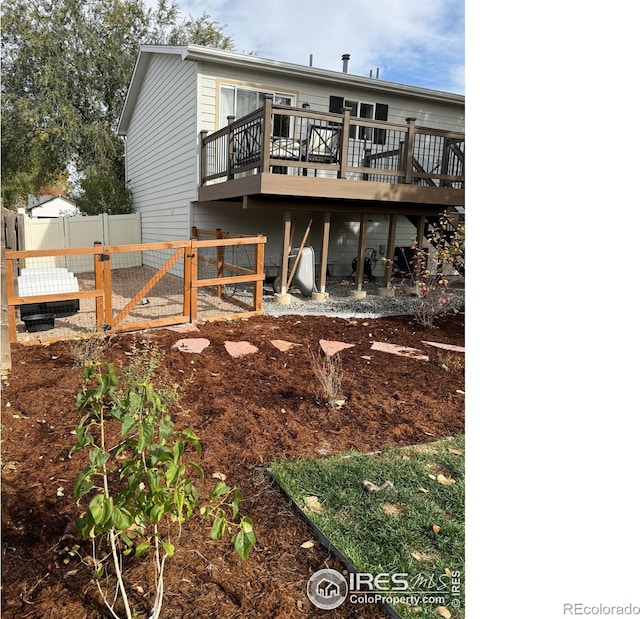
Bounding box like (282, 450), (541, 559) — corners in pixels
(383, 214), (398, 288)
(318, 212), (331, 294)
(354, 213), (368, 293)
(280, 211), (292, 294)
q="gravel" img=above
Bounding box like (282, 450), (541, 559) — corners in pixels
(254, 277), (465, 319)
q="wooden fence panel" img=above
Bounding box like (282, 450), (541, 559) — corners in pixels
(4, 233), (266, 345)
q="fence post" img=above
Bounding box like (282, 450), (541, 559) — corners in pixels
(94, 241), (105, 332)
(253, 238), (264, 312)
(184, 244), (196, 323)
(216, 228), (224, 297)
(1, 207), (12, 372)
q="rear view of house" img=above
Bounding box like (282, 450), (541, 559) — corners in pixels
(117, 45), (464, 294)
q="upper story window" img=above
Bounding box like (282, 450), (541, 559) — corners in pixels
(330, 96), (388, 145)
(219, 85), (296, 137)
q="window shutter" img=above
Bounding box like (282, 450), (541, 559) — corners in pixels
(373, 103), (388, 145)
(329, 96), (344, 113)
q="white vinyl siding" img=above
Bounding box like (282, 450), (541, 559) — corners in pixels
(124, 53), (198, 262)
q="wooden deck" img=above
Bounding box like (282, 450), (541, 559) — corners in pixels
(198, 96), (464, 211)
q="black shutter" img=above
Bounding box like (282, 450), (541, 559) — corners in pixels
(373, 103), (388, 145)
(329, 96), (344, 113)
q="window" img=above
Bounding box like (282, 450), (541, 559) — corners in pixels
(329, 96), (388, 144)
(219, 85), (295, 137)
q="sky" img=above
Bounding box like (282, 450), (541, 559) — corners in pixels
(173, 0), (464, 94)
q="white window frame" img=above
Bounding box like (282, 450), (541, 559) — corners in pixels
(219, 84), (296, 136)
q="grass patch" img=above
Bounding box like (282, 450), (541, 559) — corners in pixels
(270, 435), (465, 619)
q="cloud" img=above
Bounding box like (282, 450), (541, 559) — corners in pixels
(176, 0), (464, 93)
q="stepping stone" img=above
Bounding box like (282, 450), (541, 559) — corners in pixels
(171, 338), (210, 353)
(422, 341), (465, 353)
(270, 339), (302, 352)
(166, 324), (200, 333)
(224, 341), (259, 357)
(319, 339), (355, 357)
(371, 341), (429, 361)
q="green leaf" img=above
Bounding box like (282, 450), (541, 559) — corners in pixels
(135, 542), (151, 557)
(159, 415), (174, 444)
(211, 482), (231, 499)
(210, 515), (226, 540)
(181, 428), (202, 455)
(165, 461), (179, 486)
(89, 448), (109, 468)
(88, 494), (108, 525)
(139, 422), (154, 453)
(233, 529), (256, 560)
(150, 504), (165, 524)
(73, 466), (96, 499)
(111, 506), (133, 531)
(188, 461), (205, 482)
(162, 541), (175, 557)
(120, 414), (137, 438)
(240, 516), (254, 534)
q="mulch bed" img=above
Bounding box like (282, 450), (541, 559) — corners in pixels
(1, 311), (464, 618)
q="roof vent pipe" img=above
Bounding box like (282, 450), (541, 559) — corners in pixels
(309, 54), (313, 67)
(342, 53), (350, 73)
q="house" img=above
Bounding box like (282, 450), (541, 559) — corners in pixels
(117, 45), (464, 296)
(26, 195), (80, 218)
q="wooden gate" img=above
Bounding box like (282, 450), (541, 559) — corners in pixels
(4, 234), (266, 345)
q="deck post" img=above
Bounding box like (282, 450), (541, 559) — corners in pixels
(199, 130), (208, 186)
(226, 116), (236, 181)
(280, 211), (292, 294)
(383, 214), (398, 287)
(318, 212), (331, 294)
(404, 117), (417, 184)
(339, 106), (352, 179)
(352, 213), (368, 296)
(262, 95), (274, 173)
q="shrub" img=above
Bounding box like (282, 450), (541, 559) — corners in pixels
(309, 347), (344, 409)
(70, 359), (255, 619)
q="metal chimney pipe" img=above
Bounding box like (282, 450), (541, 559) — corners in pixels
(342, 53), (350, 73)
(309, 54), (313, 67)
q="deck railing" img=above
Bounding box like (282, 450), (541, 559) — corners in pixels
(200, 95), (464, 189)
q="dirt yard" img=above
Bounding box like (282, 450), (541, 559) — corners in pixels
(1, 310), (464, 618)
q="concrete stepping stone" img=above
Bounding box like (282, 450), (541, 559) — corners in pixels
(371, 341), (429, 361)
(171, 338), (210, 353)
(422, 341), (465, 353)
(224, 341), (259, 357)
(319, 339), (356, 357)
(270, 339), (302, 352)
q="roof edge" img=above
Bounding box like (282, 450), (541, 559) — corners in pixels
(118, 44), (464, 135)
(182, 45), (464, 104)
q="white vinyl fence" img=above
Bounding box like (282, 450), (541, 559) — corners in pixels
(23, 213), (142, 272)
